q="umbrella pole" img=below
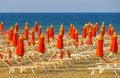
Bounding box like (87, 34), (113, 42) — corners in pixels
(114, 53), (117, 61)
(99, 57), (102, 64)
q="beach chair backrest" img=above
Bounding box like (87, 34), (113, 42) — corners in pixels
(16, 59), (22, 64)
(28, 56), (35, 62)
(4, 60), (13, 67)
(102, 57), (109, 64)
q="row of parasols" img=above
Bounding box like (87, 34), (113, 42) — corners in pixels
(0, 21), (118, 62)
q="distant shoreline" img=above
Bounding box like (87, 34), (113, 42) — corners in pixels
(0, 12), (120, 14)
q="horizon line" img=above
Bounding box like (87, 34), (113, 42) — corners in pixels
(0, 11), (120, 13)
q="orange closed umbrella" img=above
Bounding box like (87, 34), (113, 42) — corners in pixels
(34, 22), (38, 31)
(92, 25), (96, 37)
(87, 29), (92, 45)
(38, 26), (42, 38)
(25, 22), (29, 27)
(110, 32), (118, 60)
(30, 28), (35, 45)
(74, 29), (78, 47)
(86, 22), (91, 34)
(82, 25), (87, 38)
(101, 22), (105, 31)
(16, 35), (24, 57)
(49, 25), (54, 40)
(100, 27), (105, 36)
(8, 26), (13, 40)
(95, 22), (98, 33)
(57, 31), (63, 49)
(0, 22), (4, 31)
(60, 24), (64, 35)
(14, 23), (18, 32)
(24, 22), (29, 40)
(107, 24), (112, 35)
(46, 28), (50, 42)
(96, 34), (104, 63)
(37, 33), (45, 53)
(57, 31), (64, 59)
(71, 26), (75, 39)
(110, 26), (114, 36)
(110, 32), (118, 53)
(69, 24), (73, 35)
(12, 29), (18, 47)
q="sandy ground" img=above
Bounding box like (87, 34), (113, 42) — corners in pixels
(0, 54), (120, 78)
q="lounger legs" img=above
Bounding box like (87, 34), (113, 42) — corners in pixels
(9, 68), (14, 74)
(91, 70), (96, 75)
(114, 69), (118, 76)
(31, 68), (36, 75)
(65, 62), (70, 68)
(54, 63), (57, 69)
(42, 66), (48, 72)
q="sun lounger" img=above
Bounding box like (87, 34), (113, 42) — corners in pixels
(88, 65), (118, 75)
(3, 59), (37, 74)
(89, 57), (120, 76)
(27, 55), (58, 69)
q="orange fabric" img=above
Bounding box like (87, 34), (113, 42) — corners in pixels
(14, 23), (18, 32)
(71, 27), (75, 39)
(38, 27), (42, 38)
(67, 41), (72, 46)
(31, 32), (35, 45)
(50, 52), (57, 59)
(100, 28), (105, 36)
(110, 37), (118, 53)
(0, 23), (4, 31)
(69, 25), (73, 35)
(29, 56), (36, 62)
(57, 35), (63, 49)
(87, 30), (92, 44)
(87, 36), (92, 45)
(37, 34), (45, 53)
(60, 51), (64, 59)
(110, 29), (114, 36)
(2, 31), (6, 36)
(16, 36), (24, 56)
(34, 22), (38, 31)
(67, 50), (71, 58)
(82, 28), (87, 38)
(4, 60), (13, 66)
(87, 38), (92, 45)
(25, 22), (29, 27)
(46, 28), (50, 42)
(49, 26), (54, 40)
(107, 25), (112, 35)
(27, 40), (31, 46)
(24, 29), (28, 40)
(96, 39), (104, 57)
(92, 27), (96, 37)
(74, 32), (78, 47)
(61, 29), (64, 36)
(60, 25), (64, 35)
(8, 29), (13, 40)
(95, 23), (98, 33)
(9, 51), (12, 58)
(0, 54), (3, 59)
(80, 40), (84, 46)
(12, 31), (17, 47)
(86, 23), (91, 34)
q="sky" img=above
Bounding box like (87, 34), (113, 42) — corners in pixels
(0, 0), (120, 12)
